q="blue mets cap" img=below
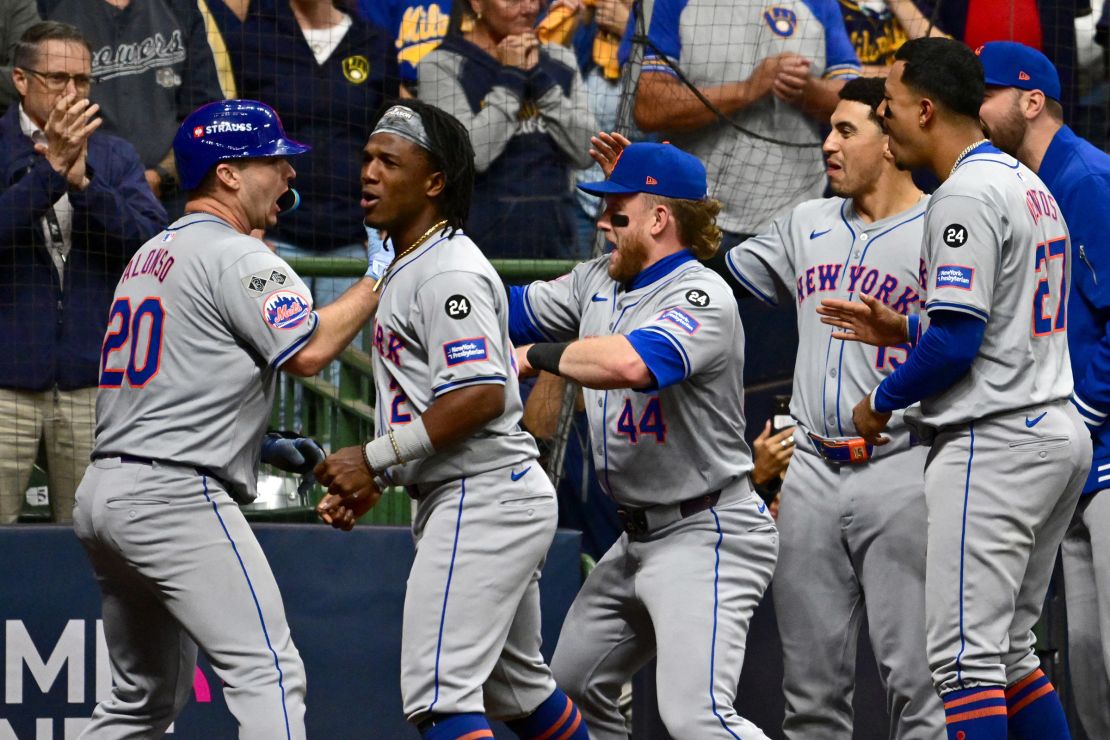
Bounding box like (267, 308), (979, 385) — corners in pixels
(578, 142), (708, 200)
(977, 41), (1061, 102)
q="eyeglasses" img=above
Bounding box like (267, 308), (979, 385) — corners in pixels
(20, 68), (94, 92)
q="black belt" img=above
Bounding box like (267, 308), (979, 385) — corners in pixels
(616, 491), (721, 537)
(98, 454), (227, 488)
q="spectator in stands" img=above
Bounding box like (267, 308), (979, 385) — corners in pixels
(633, 0), (861, 249)
(0, 0), (40, 112)
(0, 21), (165, 523)
(839, 0), (945, 75)
(39, 0), (224, 206)
(418, 0), (595, 259)
(919, 0), (1082, 122)
(207, 0), (397, 305)
(534, 0), (651, 253)
(360, 0), (457, 96)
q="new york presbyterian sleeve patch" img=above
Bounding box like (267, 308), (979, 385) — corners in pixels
(935, 265), (974, 290)
(659, 307), (701, 334)
(443, 337), (489, 366)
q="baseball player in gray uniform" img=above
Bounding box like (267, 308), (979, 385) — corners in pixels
(73, 100), (383, 739)
(314, 102), (589, 740)
(976, 41), (1110, 740)
(727, 77), (944, 739)
(818, 39), (1090, 740)
(508, 140), (778, 739)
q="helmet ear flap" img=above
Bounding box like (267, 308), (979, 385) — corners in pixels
(174, 99), (311, 192)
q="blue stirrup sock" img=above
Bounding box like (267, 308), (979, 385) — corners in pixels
(506, 687), (589, 739)
(420, 712), (493, 740)
(1006, 668), (1071, 739)
(942, 686), (1007, 740)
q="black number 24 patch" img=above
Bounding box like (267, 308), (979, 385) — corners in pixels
(445, 294), (471, 319)
(943, 224), (968, 248)
(685, 289), (710, 307)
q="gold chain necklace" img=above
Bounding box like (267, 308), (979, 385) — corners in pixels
(373, 219), (449, 291)
(949, 138), (989, 179)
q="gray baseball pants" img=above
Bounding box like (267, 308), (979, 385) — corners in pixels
(73, 457), (306, 740)
(401, 462), (559, 724)
(1061, 489), (1110, 739)
(775, 443), (944, 739)
(551, 481), (778, 740)
(923, 401), (1089, 694)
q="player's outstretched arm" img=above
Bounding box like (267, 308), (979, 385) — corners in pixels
(518, 336), (652, 390)
(282, 278), (380, 376)
(817, 294), (909, 347)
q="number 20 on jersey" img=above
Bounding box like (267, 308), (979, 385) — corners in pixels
(99, 297), (166, 388)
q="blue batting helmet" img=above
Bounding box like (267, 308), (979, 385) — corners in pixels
(173, 99), (310, 191)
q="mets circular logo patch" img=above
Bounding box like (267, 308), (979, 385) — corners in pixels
(764, 6), (797, 37)
(263, 291), (311, 330)
(343, 55), (370, 84)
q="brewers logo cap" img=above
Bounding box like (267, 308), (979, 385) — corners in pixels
(977, 41), (1061, 102)
(578, 142), (708, 200)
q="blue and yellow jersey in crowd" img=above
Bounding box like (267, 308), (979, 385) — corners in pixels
(361, 0), (453, 84)
(838, 0), (907, 66)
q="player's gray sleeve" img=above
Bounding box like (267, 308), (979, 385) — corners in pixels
(517, 261), (597, 341)
(725, 212), (797, 306)
(416, 270), (511, 398)
(534, 44), (595, 170)
(417, 48), (522, 173)
(626, 279), (737, 383)
(923, 194), (1003, 321)
(213, 249), (318, 369)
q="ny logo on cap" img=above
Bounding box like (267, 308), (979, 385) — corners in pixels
(645, 176), (658, 185)
(1019, 71), (1031, 81)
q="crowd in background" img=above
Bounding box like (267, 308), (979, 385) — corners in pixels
(0, 0), (1107, 527)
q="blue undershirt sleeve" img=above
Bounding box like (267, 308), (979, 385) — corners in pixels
(507, 284), (548, 345)
(626, 327), (686, 390)
(872, 310), (985, 412)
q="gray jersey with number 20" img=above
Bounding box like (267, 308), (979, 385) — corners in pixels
(93, 214), (318, 502)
